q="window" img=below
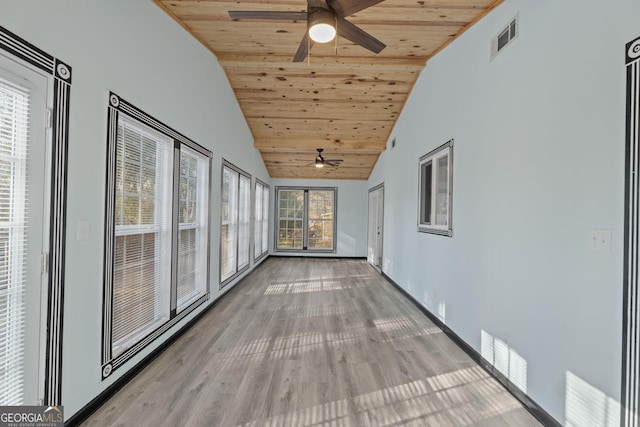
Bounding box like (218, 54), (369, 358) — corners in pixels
(221, 161), (251, 286)
(254, 180), (269, 260)
(103, 93), (211, 378)
(418, 140), (453, 236)
(276, 187), (336, 252)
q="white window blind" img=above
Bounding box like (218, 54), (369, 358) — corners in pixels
(177, 147), (209, 311)
(254, 181), (269, 259)
(112, 117), (173, 357)
(254, 182), (263, 257)
(221, 166), (238, 282)
(237, 175), (250, 270)
(220, 162), (251, 286)
(0, 77), (29, 405)
(262, 186), (269, 255)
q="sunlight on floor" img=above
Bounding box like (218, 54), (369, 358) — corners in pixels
(234, 366), (525, 427)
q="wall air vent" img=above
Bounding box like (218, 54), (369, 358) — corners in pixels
(491, 14), (519, 60)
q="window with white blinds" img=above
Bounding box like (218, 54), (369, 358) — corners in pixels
(177, 147), (209, 312)
(220, 162), (251, 286)
(0, 76), (29, 405)
(254, 181), (269, 260)
(112, 117), (173, 357)
(238, 174), (250, 270)
(103, 93), (212, 376)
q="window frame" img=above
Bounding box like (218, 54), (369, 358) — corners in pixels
(418, 139), (453, 236)
(102, 92), (212, 380)
(254, 179), (270, 262)
(220, 160), (251, 288)
(275, 186), (337, 253)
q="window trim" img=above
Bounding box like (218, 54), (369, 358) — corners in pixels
(275, 186), (337, 253)
(418, 139), (453, 236)
(219, 160), (251, 289)
(254, 179), (270, 262)
(102, 92), (212, 380)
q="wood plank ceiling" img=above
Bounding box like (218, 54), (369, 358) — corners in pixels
(154, 0), (503, 180)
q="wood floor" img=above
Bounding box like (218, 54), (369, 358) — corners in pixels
(83, 258), (542, 427)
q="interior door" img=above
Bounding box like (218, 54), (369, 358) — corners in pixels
(367, 184), (384, 272)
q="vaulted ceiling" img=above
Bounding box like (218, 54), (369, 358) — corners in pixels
(154, 0), (503, 180)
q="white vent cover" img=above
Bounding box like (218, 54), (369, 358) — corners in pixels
(491, 14), (519, 60)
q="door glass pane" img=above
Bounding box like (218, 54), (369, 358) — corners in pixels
(0, 78), (29, 405)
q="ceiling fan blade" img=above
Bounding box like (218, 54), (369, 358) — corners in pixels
(293, 33), (314, 62)
(228, 11), (307, 21)
(337, 18), (385, 53)
(328, 0), (385, 18)
(324, 161), (341, 167)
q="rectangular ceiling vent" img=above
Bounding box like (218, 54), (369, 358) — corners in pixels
(491, 14), (519, 60)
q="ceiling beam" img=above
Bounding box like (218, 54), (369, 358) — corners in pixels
(256, 138), (385, 152)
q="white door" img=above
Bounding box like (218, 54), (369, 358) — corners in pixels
(367, 185), (384, 272)
(0, 52), (51, 405)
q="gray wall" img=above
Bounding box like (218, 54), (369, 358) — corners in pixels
(0, 0), (270, 418)
(369, 0), (639, 423)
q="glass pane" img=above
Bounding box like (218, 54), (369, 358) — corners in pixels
(177, 149), (209, 309)
(307, 190), (334, 250)
(0, 80), (28, 406)
(238, 175), (251, 269)
(277, 190), (303, 249)
(435, 154), (449, 226)
(420, 161), (432, 225)
(221, 167), (238, 280)
(112, 118), (172, 356)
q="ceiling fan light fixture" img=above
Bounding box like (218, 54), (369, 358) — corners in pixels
(315, 155), (324, 168)
(308, 10), (336, 43)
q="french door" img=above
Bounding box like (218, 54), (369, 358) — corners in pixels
(367, 184), (384, 272)
(0, 52), (51, 405)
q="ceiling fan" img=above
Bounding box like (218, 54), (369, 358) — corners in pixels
(228, 0), (386, 62)
(313, 148), (343, 168)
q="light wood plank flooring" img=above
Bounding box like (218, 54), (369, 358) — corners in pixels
(83, 258), (542, 426)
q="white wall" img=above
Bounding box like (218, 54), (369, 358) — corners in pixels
(0, 0), (270, 419)
(270, 179), (368, 257)
(369, 0), (639, 423)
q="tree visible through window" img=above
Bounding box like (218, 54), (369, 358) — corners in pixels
(276, 187), (336, 252)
